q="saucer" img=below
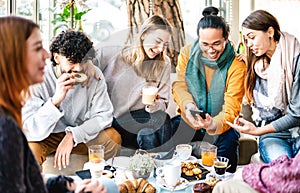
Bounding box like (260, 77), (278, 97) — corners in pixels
(206, 171), (234, 181)
(185, 156), (198, 162)
(156, 176), (189, 191)
(106, 156), (131, 169)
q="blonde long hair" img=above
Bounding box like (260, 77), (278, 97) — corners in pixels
(0, 16), (38, 126)
(121, 15), (172, 81)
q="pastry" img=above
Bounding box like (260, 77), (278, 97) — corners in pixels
(204, 176), (220, 187)
(71, 72), (87, 83)
(119, 178), (156, 193)
(101, 170), (113, 178)
(193, 182), (212, 193)
(181, 161), (205, 180)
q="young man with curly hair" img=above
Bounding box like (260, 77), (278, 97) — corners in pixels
(22, 30), (121, 171)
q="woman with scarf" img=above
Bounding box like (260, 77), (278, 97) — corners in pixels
(227, 10), (300, 163)
(171, 7), (246, 173)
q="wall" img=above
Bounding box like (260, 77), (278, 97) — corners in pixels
(237, 0), (300, 41)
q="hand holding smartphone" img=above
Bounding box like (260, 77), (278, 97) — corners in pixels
(190, 109), (207, 119)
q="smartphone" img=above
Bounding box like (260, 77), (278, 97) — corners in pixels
(190, 109), (206, 119)
(75, 169), (91, 180)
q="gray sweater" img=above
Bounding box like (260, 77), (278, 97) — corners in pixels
(22, 63), (113, 146)
(94, 45), (171, 118)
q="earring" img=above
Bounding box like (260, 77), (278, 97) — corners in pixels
(269, 36), (272, 40)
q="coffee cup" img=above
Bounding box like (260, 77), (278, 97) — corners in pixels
(142, 85), (158, 105)
(156, 163), (181, 187)
(213, 156), (229, 176)
(114, 169), (127, 184)
(174, 144), (192, 161)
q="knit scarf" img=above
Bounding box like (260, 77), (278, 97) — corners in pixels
(267, 32), (300, 110)
(185, 40), (235, 116)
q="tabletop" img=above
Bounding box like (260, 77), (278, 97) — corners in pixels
(77, 157), (234, 193)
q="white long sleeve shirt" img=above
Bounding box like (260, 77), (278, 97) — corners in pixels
(22, 63), (113, 146)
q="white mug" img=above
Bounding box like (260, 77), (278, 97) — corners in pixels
(113, 169), (127, 184)
(174, 144), (192, 161)
(156, 163), (181, 187)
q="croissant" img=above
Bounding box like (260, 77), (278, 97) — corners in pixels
(119, 178), (156, 193)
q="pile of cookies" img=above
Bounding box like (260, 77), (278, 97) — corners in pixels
(181, 162), (203, 180)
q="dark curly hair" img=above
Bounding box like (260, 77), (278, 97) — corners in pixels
(50, 30), (95, 66)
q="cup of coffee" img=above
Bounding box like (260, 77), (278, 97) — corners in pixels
(156, 163), (181, 187)
(142, 85), (158, 105)
(213, 156), (229, 177)
(174, 144), (192, 161)
(200, 142), (217, 167)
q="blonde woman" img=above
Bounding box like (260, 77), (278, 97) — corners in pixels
(94, 15), (173, 151)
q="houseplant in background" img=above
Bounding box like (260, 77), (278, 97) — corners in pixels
(51, 0), (91, 35)
(128, 149), (155, 179)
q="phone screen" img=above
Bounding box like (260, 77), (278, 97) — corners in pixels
(75, 169), (91, 179)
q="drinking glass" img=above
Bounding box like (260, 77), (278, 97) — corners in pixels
(88, 145), (105, 179)
(200, 143), (217, 166)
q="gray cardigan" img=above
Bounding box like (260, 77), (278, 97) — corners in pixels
(272, 54), (300, 134)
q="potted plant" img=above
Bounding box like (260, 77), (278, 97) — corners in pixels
(51, 0), (91, 35)
(128, 149), (155, 179)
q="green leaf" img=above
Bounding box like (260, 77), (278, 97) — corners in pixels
(75, 8), (91, 20)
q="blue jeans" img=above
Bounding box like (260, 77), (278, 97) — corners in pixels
(259, 131), (300, 163)
(170, 115), (240, 173)
(112, 109), (173, 151)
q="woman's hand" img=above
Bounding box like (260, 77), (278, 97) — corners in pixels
(82, 60), (100, 87)
(236, 54), (246, 63)
(226, 116), (276, 136)
(226, 117), (259, 135)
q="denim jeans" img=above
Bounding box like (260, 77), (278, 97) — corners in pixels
(112, 109), (173, 151)
(259, 131), (300, 163)
(170, 115), (240, 173)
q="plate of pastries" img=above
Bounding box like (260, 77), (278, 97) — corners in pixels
(181, 161), (209, 181)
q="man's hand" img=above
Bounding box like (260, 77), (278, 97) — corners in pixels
(54, 131), (74, 170)
(52, 73), (76, 107)
(185, 102), (199, 127)
(82, 60), (100, 88)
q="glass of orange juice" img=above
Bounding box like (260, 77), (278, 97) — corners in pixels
(88, 145), (105, 178)
(200, 143), (217, 167)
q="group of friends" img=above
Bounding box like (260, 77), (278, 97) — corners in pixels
(0, 5), (299, 193)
